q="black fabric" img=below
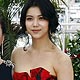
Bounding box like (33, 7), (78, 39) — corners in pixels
(0, 63), (13, 80)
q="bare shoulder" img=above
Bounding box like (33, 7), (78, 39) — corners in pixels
(11, 47), (23, 56)
(53, 46), (71, 63)
(11, 46), (30, 61)
(11, 47), (24, 61)
(55, 48), (72, 67)
(51, 46), (72, 69)
(59, 51), (71, 63)
(54, 47), (74, 80)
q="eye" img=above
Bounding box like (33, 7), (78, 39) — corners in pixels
(39, 16), (45, 20)
(26, 17), (33, 21)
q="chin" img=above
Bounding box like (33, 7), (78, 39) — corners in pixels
(32, 35), (42, 39)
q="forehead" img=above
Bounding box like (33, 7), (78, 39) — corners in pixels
(26, 7), (42, 16)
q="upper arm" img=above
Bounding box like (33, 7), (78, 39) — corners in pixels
(11, 47), (21, 74)
(11, 48), (16, 63)
(11, 47), (21, 62)
(57, 54), (74, 80)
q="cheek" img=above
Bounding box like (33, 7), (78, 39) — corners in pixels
(25, 21), (31, 29)
(25, 22), (32, 34)
(40, 21), (49, 29)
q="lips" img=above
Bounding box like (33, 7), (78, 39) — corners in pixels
(32, 29), (41, 33)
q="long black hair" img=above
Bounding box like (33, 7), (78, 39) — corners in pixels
(0, 15), (6, 34)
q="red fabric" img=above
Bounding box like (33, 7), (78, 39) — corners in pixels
(13, 67), (57, 80)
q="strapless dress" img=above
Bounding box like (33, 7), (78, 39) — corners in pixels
(13, 67), (57, 80)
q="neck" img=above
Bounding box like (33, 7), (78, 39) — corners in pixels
(32, 36), (53, 51)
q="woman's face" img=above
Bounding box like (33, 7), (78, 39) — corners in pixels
(25, 7), (49, 39)
(0, 24), (4, 45)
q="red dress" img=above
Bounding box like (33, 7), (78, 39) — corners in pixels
(13, 67), (57, 80)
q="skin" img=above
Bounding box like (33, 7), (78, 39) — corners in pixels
(0, 24), (4, 64)
(0, 24), (4, 45)
(11, 7), (74, 80)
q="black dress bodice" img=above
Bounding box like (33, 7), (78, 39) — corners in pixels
(0, 60), (13, 80)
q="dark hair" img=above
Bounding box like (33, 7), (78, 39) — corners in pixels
(0, 16), (6, 34)
(20, 0), (59, 34)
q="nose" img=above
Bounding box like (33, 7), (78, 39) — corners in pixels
(33, 19), (38, 27)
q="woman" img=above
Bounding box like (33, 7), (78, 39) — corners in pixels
(12, 0), (74, 80)
(0, 14), (13, 80)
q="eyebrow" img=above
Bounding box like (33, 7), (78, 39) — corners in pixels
(26, 15), (33, 17)
(26, 15), (43, 17)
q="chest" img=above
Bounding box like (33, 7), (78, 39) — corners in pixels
(14, 52), (57, 75)
(19, 52), (54, 66)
